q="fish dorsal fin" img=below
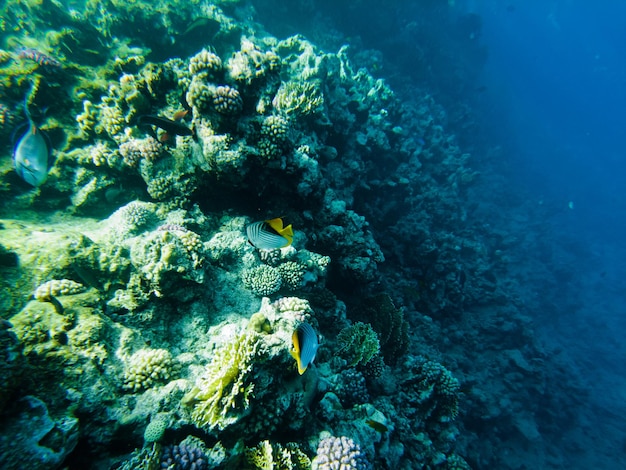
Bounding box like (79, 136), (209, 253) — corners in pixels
(266, 218), (293, 244)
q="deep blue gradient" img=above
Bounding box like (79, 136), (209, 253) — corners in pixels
(469, 1), (626, 241)
(462, 0), (626, 460)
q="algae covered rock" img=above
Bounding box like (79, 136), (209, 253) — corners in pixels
(0, 395), (78, 470)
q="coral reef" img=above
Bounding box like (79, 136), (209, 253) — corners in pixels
(183, 331), (266, 431)
(336, 322), (380, 368)
(161, 436), (209, 469)
(0, 395), (79, 470)
(123, 348), (179, 392)
(0, 1), (584, 468)
(244, 440), (311, 470)
(312, 435), (371, 470)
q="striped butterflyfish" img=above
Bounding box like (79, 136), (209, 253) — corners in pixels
(290, 322), (319, 375)
(246, 217), (293, 250)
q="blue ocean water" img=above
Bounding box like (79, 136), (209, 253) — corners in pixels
(460, 0), (626, 465)
(1, 0), (625, 468)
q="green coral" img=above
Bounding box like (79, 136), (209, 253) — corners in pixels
(358, 293), (409, 365)
(336, 322), (380, 367)
(273, 80), (324, 116)
(420, 360), (461, 420)
(143, 413), (169, 443)
(244, 440), (311, 470)
(183, 331), (266, 431)
(242, 265), (283, 296)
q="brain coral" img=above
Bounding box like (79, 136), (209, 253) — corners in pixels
(313, 435), (371, 470)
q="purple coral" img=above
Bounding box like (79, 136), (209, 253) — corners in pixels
(160, 442), (208, 470)
(315, 436), (371, 470)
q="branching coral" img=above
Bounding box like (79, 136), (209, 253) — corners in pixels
(242, 265), (283, 296)
(313, 435), (371, 470)
(245, 440), (311, 470)
(183, 331), (267, 431)
(123, 348), (178, 392)
(357, 294), (409, 365)
(336, 322), (380, 368)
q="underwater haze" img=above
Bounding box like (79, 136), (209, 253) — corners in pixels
(0, 1), (625, 469)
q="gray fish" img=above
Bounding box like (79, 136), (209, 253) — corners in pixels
(290, 322), (319, 375)
(13, 101), (52, 187)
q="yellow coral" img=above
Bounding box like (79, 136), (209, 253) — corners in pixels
(183, 331), (266, 431)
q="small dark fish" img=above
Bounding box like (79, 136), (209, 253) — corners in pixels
(137, 114), (194, 140)
(365, 419), (389, 434)
(180, 17), (221, 38)
(17, 47), (62, 68)
(13, 100), (54, 187)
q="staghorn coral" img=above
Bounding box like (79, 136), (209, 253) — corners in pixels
(123, 348), (178, 392)
(336, 322), (380, 368)
(242, 265), (283, 296)
(313, 435), (371, 470)
(183, 331), (266, 431)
